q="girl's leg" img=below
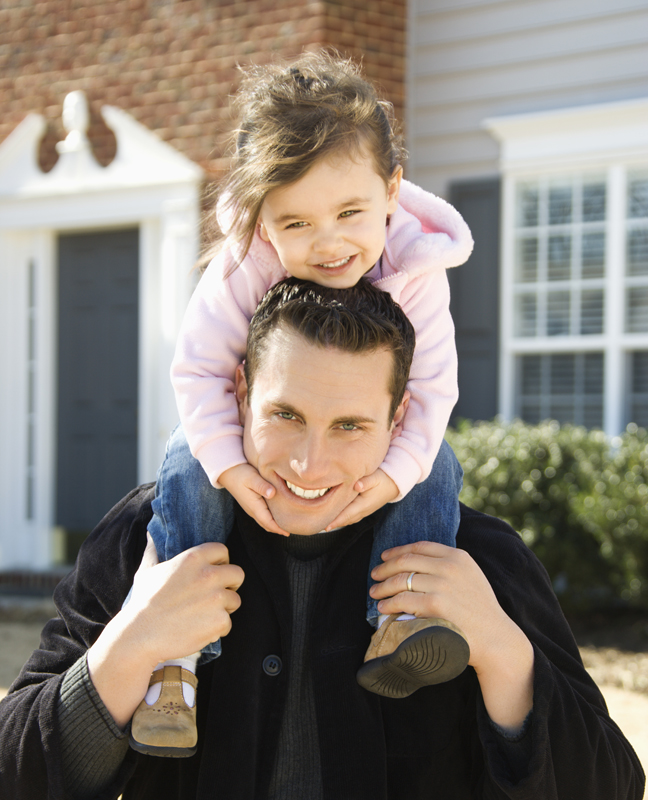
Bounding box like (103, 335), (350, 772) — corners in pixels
(146, 424), (235, 662)
(130, 425), (236, 756)
(366, 439), (463, 626)
(357, 440), (469, 698)
(149, 424), (235, 561)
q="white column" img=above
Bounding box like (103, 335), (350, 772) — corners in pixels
(604, 165), (626, 436)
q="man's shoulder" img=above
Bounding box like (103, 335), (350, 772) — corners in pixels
(456, 503), (541, 584)
(55, 484), (155, 605)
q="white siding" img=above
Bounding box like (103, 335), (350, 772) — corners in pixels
(407, 0), (648, 196)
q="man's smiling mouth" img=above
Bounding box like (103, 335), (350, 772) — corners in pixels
(285, 480), (332, 499)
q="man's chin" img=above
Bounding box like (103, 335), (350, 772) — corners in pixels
(267, 500), (342, 536)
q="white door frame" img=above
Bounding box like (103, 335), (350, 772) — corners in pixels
(0, 96), (203, 569)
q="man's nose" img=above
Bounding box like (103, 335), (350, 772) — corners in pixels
(289, 433), (331, 483)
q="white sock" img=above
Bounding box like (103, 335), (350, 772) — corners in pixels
(377, 613), (417, 629)
(145, 652), (200, 707)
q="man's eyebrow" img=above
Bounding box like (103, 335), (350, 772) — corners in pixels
(273, 197), (373, 225)
(270, 400), (303, 417)
(331, 414), (378, 426)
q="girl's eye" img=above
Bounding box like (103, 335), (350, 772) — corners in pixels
(286, 221), (307, 229)
(340, 209), (360, 218)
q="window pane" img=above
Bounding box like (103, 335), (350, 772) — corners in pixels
(517, 183), (539, 227)
(626, 287), (648, 333)
(520, 354), (541, 394)
(628, 176), (648, 219)
(549, 185), (572, 225)
(583, 181), (606, 222)
(632, 351), (648, 393)
(548, 235), (571, 281)
(627, 228), (648, 276)
(583, 403), (604, 429)
(582, 231), (605, 278)
(515, 237), (538, 282)
(519, 403), (541, 424)
(515, 294), (537, 337)
(584, 352), (604, 393)
(547, 291), (570, 335)
(515, 353), (604, 428)
(581, 289), (604, 335)
(551, 354), (575, 394)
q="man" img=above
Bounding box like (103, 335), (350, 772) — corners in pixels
(0, 280), (644, 800)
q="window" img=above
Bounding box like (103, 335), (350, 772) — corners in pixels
(508, 168), (648, 431)
(486, 99), (648, 435)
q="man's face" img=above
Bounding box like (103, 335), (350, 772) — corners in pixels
(236, 328), (408, 535)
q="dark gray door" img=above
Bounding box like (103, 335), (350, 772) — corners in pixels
(56, 229), (139, 536)
(448, 178), (501, 424)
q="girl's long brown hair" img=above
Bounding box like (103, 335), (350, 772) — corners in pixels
(198, 50), (406, 273)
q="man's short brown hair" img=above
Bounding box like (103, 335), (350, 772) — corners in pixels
(245, 278), (415, 422)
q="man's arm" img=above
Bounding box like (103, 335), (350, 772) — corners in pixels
(369, 540), (534, 734)
(87, 535), (243, 729)
(0, 484), (244, 800)
(369, 508), (645, 799)
(0, 485), (154, 800)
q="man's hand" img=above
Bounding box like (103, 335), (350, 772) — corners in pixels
(325, 468), (399, 531)
(87, 536), (245, 729)
(369, 541), (535, 734)
(219, 463), (290, 536)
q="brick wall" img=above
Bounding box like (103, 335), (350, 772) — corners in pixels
(0, 0), (405, 180)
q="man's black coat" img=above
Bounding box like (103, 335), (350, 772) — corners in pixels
(0, 485), (644, 799)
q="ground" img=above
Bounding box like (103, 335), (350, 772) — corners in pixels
(0, 603), (646, 796)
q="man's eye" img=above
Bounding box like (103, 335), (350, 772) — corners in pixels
(340, 423), (359, 431)
(278, 411), (296, 420)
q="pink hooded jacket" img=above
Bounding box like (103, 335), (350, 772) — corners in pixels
(171, 179), (473, 499)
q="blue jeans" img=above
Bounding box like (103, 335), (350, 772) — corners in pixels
(148, 425), (463, 661)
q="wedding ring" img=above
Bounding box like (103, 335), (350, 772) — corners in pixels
(406, 571), (416, 592)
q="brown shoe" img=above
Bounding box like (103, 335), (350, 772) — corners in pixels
(129, 665), (198, 757)
(356, 615), (470, 699)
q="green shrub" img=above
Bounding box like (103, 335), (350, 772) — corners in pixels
(446, 419), (648, 612)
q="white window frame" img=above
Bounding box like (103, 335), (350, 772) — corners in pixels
(484, 98), (648, 436)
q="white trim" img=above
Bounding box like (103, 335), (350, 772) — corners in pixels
(484, 97), (648, 172)
(0, 95), (202, 569)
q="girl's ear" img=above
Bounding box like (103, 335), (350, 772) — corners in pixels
(258, 220), (271, 243)
(386, 166), (403, 215)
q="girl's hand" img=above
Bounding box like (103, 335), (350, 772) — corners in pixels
(219, 463), (290, 536)
(325, 468), (399, 531)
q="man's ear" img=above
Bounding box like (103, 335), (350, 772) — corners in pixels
(390, 389), (410, 440)
(386, 166), (403, 215)
(234, 363), (249, 425)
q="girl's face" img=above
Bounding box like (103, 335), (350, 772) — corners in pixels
(258, 149), (402, 288)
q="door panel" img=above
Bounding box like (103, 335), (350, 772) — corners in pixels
(56, 229), (139, 536)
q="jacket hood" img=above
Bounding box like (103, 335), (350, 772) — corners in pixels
(380, 179), (474, 281)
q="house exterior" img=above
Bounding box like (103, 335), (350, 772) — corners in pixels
(406, 0), (648, 432)
(0, 0), (406, 570)
(0, 0), (646, 571)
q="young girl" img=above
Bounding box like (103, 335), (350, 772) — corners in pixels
(129, 51), (474, 758)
